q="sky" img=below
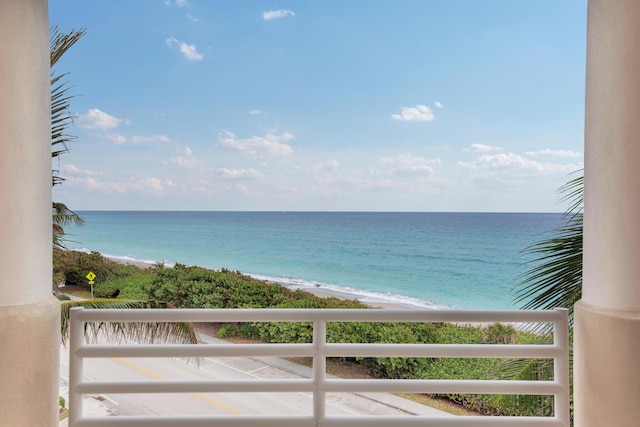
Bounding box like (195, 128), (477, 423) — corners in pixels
(50, 1), (587, 212)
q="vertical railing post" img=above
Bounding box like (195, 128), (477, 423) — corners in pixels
(69, 307), (85, 426)
(554, 308), (570, 427)
(313, 319), (327, 425)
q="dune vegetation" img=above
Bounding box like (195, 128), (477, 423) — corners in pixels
(55, 249), (553, 417)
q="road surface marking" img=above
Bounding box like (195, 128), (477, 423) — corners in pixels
(113, 357), (241, 415)
(114, 358), (165, 380)
(247, 366), (269, 374)
(199, 357), (359, 415)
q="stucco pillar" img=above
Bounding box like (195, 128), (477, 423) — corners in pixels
(0, 1), (60, 426)
(576, 0), (640, 425)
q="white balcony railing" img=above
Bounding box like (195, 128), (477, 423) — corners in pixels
(69, 307), (570, 427)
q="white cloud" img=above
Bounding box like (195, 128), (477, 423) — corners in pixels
(167, 146), (209, 171)
(379, 153), (440, 175)
(104, 133), (127, 144)
(459, 153), (582, 174)
(391, 105), (434, 122)
(218, 130), (294, 156)
(313, 160), (339, 173)
(263, 9), (295, 20)
(249, 109), (262, 115)
(168, 156), (210, 172)
(177, 146), (192, 156)
(78, 109), (122, 130)
(138, 177), (167, 192)
(166, 37), (203, 61)
(130, 134), (171, 144)
(61, 164), (103, 176)
(216, 168), (262, 180)
(75, 176), (173, 194)
(524, 149), (583, 158)
(101, 133), (170, 145)
(434, 101), (444, 109)
(187, 14), (199, 22)
(464, 143), (503, 152)
(165, 0), (188, 6)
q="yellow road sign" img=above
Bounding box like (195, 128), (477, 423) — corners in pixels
(86, 271), (96, 283)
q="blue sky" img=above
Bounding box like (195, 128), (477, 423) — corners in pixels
(50, 1), (586, 212)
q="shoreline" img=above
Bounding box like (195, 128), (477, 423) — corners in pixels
(114, 256), (430, 311)
(113, 256), (499, 327)
(295, 287), (414, 310)
(105, 251), (511, 326)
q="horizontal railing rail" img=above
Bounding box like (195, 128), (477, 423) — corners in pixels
(69, 308), (569, 427)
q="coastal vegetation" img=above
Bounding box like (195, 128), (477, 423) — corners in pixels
(55, 249), (553, 417)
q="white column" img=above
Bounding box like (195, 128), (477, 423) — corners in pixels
(0, 1), (60, 426)
(576, 0), (640, 425)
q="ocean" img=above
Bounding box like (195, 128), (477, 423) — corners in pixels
(65, 211), (565, 310)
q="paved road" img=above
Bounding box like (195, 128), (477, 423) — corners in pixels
(59, 330), (452, 422)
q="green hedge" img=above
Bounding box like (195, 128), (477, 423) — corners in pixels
(93, 272), (152, 300)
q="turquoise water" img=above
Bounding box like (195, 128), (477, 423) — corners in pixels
(65, 211), (565, 310)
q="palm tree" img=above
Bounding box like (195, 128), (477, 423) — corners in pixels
(51, 26), (86, 248)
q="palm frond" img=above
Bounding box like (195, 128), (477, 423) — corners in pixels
(489, 334), (555, 415)
(50, 26), (86, 247)
(51, 77), (76, 166)
(514, 169), (583, 327)
(50, 25), (87, 68)
(60, 299), (200, 346)
(490, 332), (574, 416)
(514, 220), (582, 328)
(53, 202), (85, 227)
(51, 77), (76, 164)
(50, 26), (85, 171)
(558, 171), (583, 220)
(53, 202), (85, 249)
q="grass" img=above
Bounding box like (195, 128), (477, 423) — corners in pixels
(60, 285), (92, 299)
(396, 393), (479, 416)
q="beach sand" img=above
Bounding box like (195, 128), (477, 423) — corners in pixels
(118, 258), (159, 269)
(302, 287), (415, 310)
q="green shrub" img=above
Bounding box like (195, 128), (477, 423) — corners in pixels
(93, 282), (120, 298)
(95, 272), (153, 300)
(56, 294), (71, 301)
(483, 323), (518, 344)
(238, 323), (260, 339)
(217, 324), (239, 338)
(53, 250), (119, 288)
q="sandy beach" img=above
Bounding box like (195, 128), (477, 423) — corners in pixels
(302, 287), (415, 310)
